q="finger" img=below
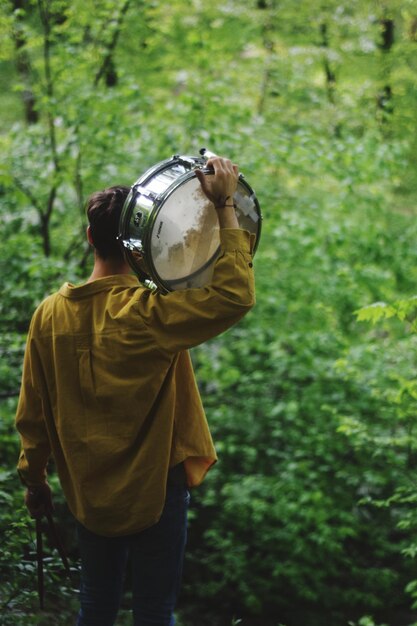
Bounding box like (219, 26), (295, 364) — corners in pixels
(194, 168), (204, 183)
(195, 169), (215, 203)
(206, 157), (227, 174)
(221, 159), (236, 174)
(195, 168), (209, 193)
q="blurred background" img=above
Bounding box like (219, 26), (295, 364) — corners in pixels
(2, 1), (417, 625)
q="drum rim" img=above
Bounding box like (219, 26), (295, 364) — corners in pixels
(134, 154), (205, 188)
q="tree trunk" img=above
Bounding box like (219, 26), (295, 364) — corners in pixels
(319, 22), (336, 105)
(377, 18), (394, 118)
(410, 17), (417, 41)
(11, 0), (39, 124)
(257, 1), (277, 114)
(37, 0), (61, 256)
(94, 0), (131, 88)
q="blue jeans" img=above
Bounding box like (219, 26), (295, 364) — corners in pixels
(75, 475), (190, 626)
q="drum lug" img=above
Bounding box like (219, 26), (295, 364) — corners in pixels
(200, 148), (245, 179)
(172, 154), (200, 169)
(118, 237), (143, 254)
(133, 184), (158, 202)
(143, 278), (158, 292)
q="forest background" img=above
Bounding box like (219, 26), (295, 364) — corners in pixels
(1, 1), (417, 625)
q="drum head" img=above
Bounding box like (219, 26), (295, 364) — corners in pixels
(149, 177), (219, 290)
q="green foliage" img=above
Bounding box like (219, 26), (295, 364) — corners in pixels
(2, 0), (417, 625)
(348, 618), (389, 626)
(0, 470), (78, 626)
(353, 297), (417, 626)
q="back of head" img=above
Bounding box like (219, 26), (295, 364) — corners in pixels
(86, 186), (130, 261)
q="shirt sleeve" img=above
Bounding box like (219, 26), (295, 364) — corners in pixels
(135, 228), (256, 353)
(15, 318), (51, 487)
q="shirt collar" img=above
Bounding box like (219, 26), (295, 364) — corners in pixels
(59, 274), (140, 298)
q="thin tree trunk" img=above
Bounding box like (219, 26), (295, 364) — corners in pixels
(37, 0), (60, 256)
(257, 1), (277, 115)
(319, 22), (336, 105)
(94, 0), (131, 87)
(11, 0), (38, 123)
(410, 17), (417, 41)
(377, 18), (394, 118)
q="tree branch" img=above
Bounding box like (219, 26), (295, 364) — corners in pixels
(13, 177), (44, 214)
(94, 0), (131, 87)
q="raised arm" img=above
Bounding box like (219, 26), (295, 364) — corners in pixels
(137, 156), (256, 353)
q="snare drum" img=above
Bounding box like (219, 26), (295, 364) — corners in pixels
(118, 151), (261, 292)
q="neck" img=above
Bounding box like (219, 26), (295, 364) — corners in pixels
(87, 255), (132, 282)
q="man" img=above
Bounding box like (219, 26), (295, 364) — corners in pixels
(15, 156), (255, 626)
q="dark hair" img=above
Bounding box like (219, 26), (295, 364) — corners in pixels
(86, 185), (130, 260)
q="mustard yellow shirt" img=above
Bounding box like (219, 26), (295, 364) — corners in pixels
(15, 229), (255, 536)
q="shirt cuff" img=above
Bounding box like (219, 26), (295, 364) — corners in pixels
(219, 228), (255, 254)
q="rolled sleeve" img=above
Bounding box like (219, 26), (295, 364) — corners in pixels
(219, 228), (255, 255)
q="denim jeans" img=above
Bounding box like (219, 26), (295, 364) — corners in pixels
(75, 474), (190, 626)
